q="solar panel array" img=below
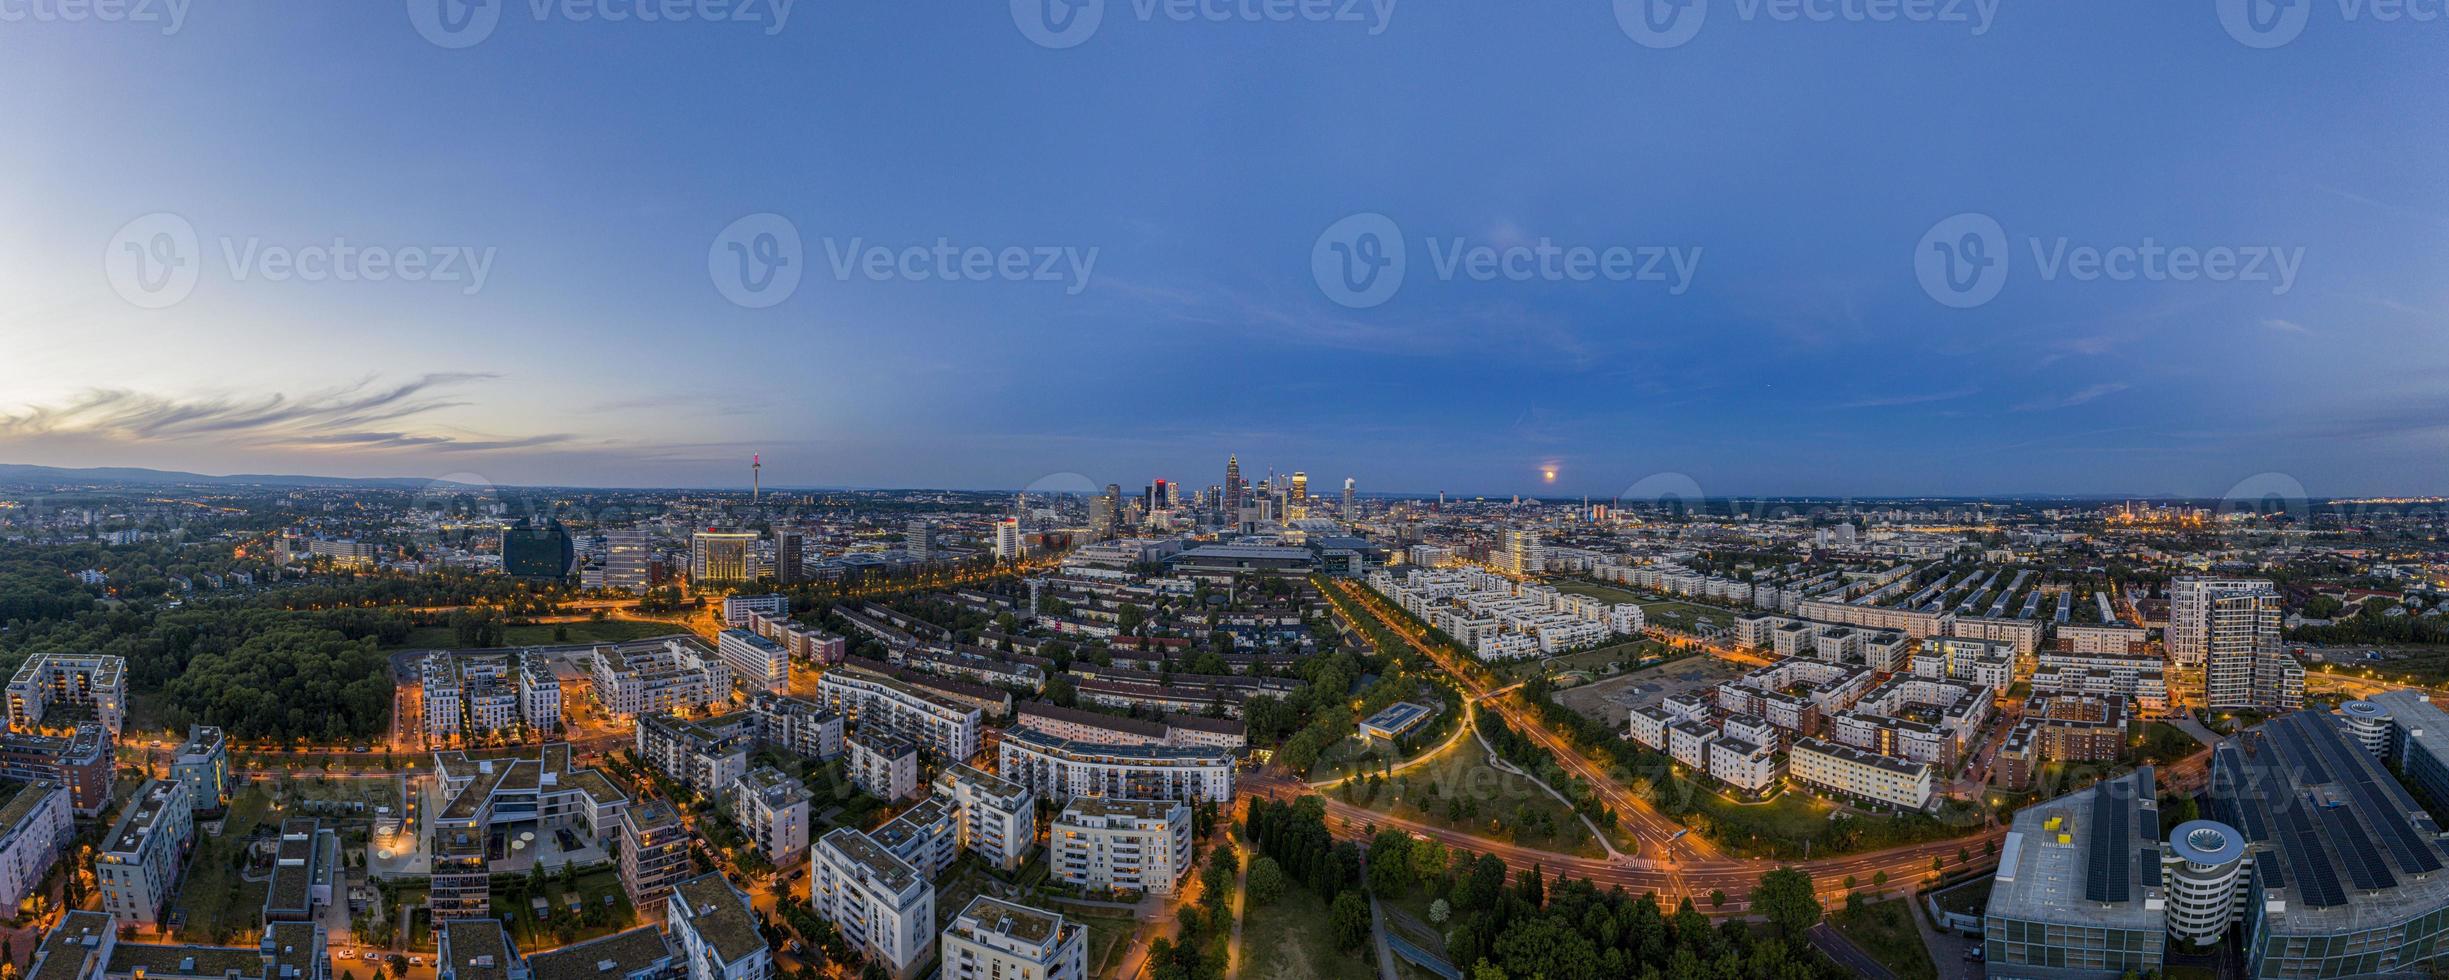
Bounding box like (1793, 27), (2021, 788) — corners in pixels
(2275, 802), (2347, 907)
(2296, 712), (2443, 875)
(2316, 803), (2397, 891)
(2086, 773), (2134, 903)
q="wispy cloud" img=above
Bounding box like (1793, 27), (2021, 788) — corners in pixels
(2013, 382), (2129, 412)
(1839, 387), (1980, 410)
(0, 375), (570, 454)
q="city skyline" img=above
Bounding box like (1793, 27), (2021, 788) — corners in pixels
(7, 4), (2448, 496)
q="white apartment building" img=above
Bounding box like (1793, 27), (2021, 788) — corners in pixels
(2033, 651), (2172, 714)
(997, 728), (1234, 804)
(2168, 577), (2278, 669)
(1051, 797), (1193, 895)
(7, 652), (127, 738)
(729, 766), (811, 864)
(935, 764), (1036, 872)
(0, 780), (71, 911)
(667, 873), (770, 980)
(634, 714), (749, 796)
(748, 691), (845, 760)
(721, 593), (789, 628)
(811, 828), (936, 980)
(1789, 737), (1935, 810)
(1667, 720), (1716, 772)
(849, 732), (921, 802)
(519, 653), (563, 733)
(715, 629), (790, 694)
(97, 778), (193, 925)
(818, 668), (984, 762)
(1707, 736), (1780, 793)
(939, 897), (1088, 980)
(1915, 635), (2016, 693)
(2170, 578), (2301, 712)
(590, 638), (729, 720)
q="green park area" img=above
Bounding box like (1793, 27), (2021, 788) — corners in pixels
(493, 865), (637, 950)
(1237, 886), (1349, 980)
(172, 786), (277, 945)
(1333, 720), (1604, 858)
(1549, 580), (1737, 633)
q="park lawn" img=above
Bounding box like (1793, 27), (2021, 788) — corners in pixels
(384, 619), (686, 651)
(498, 866), (636, 950)
(2136, 721), (2203, 766)
(1334, 723), (1605, 859)
(1681, 786), (1840, 855)
(1547, 581), (1741, 631)
(1506, 640), (1663, 683)
(1831, 898), (1939, 980)
(1240, 888), (1355, 980)
(173, 787), (277, 944)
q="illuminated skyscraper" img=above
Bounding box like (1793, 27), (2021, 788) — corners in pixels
(692, 530), (759, 582)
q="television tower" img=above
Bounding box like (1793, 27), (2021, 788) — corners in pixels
(752, 453), (762, 503)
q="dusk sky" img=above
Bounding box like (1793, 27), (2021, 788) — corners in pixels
(4, 2), (2446, 498)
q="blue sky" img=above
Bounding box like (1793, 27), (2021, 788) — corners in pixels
(2, 1), (2445, 498)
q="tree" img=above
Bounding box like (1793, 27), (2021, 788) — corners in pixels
(1247, 857), (1286, 905)
(1708, 889), (1726, 909)
(1750, 867), (1823, 937)
(1329, 891), (1373, 949)
(1429, 898), (1450, 924)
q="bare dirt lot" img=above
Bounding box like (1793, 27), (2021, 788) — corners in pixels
(1552, 655), (1747, 728)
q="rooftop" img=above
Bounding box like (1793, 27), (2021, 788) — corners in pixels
(818, 827), (921, 894)
(439, 920), (514, 980)
(671, 874), (763, 966)
(524, 926), (671, 980)
(948, 895), (1067, 948)
(1987, 767), (2163, 932)
(2212, 706), (2449, 934)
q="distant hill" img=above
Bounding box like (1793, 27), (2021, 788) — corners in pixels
(0, 463), (472, 490)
